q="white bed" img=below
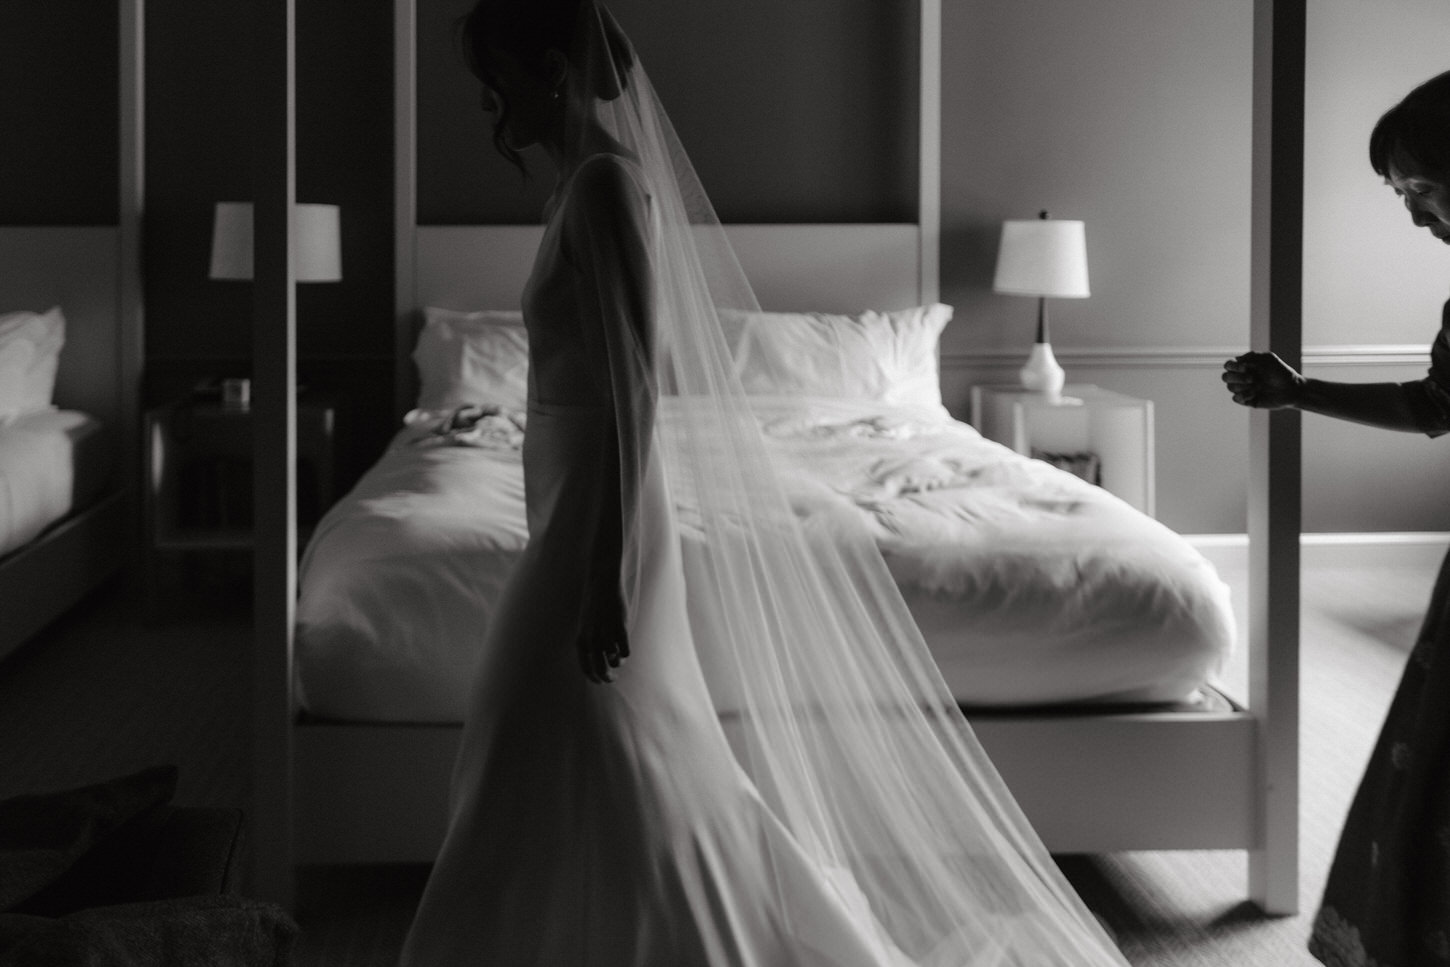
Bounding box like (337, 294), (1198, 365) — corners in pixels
(296, 332), (1234, 723)
(290, 220), (1269, 867)
(0, 231), (139, 662)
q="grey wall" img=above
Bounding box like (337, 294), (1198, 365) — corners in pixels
(1304, 0), (1450, 348)
(1294, 0), (1450, 534)
(942, 0), (1450, 535)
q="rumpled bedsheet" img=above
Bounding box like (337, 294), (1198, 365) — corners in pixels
(296, 396), (1235, 721)
(402, 404), (525, 450)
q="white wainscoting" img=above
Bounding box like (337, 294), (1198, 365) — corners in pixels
(942, 346), (1450, 535)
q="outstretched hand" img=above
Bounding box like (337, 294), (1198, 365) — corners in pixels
(578, 586), (630, 684)
(1222, 351), (1303, 409)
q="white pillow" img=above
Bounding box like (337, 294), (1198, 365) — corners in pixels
(0, 306), (66, 424)
(413, 308), (528, 411)
(721, 303), (951, 408)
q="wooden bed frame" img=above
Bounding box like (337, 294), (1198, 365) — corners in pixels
(0, 0), (144, 661)
(256, 0), (1305, 918)
(297, 223), (1267, 857)
(299, 219), (1268, 856)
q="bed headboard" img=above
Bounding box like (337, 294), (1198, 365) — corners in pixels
(394, 0), (942, 415)
(0, 226), (127, 428)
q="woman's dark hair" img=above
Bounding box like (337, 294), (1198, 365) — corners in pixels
(457, 0), (582, 176)
(1369, 69), (1450, 182)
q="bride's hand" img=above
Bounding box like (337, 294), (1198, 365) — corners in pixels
(578, 586), (630, 684)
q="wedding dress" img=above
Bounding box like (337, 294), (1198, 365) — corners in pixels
(404, 156), (919, 966)
(401, 3), (1129, 964)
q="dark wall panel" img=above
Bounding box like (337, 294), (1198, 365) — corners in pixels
(145, 0), (254, 363)
(0, 4), (119, 224)
(417, 0), (919, 224)
(297, 0), (395, 362)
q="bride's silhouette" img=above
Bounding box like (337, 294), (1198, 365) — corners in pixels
(401, 2), (1128, 963)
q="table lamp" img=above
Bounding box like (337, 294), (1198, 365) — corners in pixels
(992, 210), (1089, 403)
(208, 201), (342, 408)
(209, 201), (342, 282)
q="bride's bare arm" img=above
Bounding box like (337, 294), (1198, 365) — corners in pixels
(564, 155), (656, 684)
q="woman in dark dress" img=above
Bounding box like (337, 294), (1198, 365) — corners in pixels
(1223, 69), (1450, 967)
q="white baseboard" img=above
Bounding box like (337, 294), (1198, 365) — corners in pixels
(1187, 532), (1450, 572)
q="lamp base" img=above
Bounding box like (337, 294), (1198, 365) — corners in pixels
(1019, 342), (1066, 403)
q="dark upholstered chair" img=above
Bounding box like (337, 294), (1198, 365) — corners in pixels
(0, 767), (297, 966)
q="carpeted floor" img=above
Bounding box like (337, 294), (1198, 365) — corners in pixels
(0, 551), (1431, 966)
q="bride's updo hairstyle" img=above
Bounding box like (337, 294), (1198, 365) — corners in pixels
(459, 0), (636, 173)
(1370, 69), (1450, 182)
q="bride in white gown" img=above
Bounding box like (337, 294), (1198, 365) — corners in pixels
(399, 2), (1129, 965)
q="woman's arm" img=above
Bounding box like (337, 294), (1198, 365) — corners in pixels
(1222, 351), (1427, 432)
(564, 155), (656, 684)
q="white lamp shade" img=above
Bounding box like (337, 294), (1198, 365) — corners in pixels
(992, 218), (1089, 298)
(208, 201), (342, 282)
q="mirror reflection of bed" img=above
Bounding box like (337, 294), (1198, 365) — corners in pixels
(262, 0), (1299, 919)
(0, 2), (141, 662)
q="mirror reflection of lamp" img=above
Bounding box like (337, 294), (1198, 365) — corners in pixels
(208, 201), (342, 408)
(992, 210), (1089, 404)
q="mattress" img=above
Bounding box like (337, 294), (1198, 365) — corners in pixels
(296, 396), (1235, 723)
(0, 408), (114, 558)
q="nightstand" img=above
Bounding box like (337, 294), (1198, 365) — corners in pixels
(970, 383), (1155, 515)
(143, 395), (336, 602)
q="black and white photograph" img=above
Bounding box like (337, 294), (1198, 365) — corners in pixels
(2, 2), (1449, 965)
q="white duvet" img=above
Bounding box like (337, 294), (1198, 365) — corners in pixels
(296, 397), (1234, 723)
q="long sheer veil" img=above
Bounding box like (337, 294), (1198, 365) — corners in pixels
(565, 3), (1127, 963)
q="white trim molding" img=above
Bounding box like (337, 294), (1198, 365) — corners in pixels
(942, 344), (1431, 371)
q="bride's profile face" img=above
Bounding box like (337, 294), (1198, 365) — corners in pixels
(479, 47), (561, 151)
